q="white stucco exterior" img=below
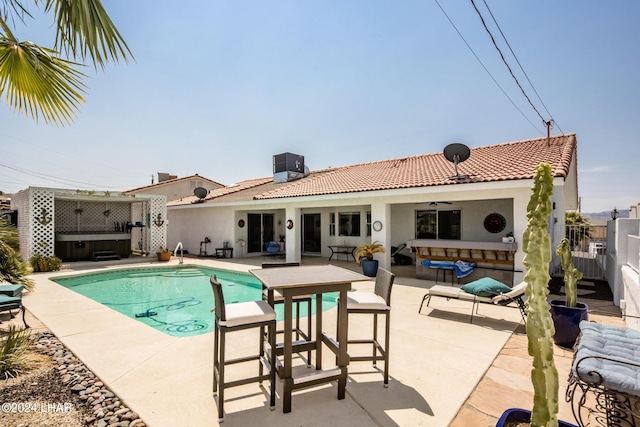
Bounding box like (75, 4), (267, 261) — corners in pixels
(167, 167), (576, 285)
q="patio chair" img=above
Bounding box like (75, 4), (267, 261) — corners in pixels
(340, 267), (395, 387)
(418, 279), (527, 324)
(261, 262), (312, 366)
(210, 275), (276, 422)
(0, 283), (28, 328)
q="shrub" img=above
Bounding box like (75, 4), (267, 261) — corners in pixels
(30, 254), (62, 273)
(0, 325), (36, 379)
(0, 218), (34, 291)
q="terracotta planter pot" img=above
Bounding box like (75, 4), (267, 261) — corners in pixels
(156, 251), (171, 262)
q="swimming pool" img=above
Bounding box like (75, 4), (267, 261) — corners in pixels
(52, 265), (338, 337)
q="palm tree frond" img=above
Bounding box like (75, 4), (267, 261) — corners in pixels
(45, 0), (133, 69)
(0, 36), (87, 125)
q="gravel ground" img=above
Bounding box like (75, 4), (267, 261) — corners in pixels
(0, 333), (146, 427)
(0, 356), (92, 427)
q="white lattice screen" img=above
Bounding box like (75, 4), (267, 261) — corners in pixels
(30, 188), (55, 258)
(55, 201), (132, 233)
(149, 196), (167, 252)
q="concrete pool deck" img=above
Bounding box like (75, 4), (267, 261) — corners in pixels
(10, 256), (625, 426)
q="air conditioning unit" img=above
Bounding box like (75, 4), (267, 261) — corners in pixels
(273, 153), (305, 183)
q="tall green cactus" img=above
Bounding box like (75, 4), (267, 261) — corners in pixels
(555, 238), (583, 308)
(522, 163), (559, 427)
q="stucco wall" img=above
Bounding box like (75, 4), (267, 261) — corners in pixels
(607, 219), (640, 331)
(165, 176), (571, 285)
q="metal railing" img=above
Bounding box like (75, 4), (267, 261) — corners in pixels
(560, 225), (607, 280)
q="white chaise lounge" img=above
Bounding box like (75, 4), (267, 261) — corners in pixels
(418, 279), (528, 323)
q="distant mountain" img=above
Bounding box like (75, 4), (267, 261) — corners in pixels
(583, 210), (629, 220)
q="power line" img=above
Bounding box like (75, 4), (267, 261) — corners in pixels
(470, 0), (563, 134)
(480, 0), (552, 119)
(469, 0), (545, 124)
(0, 162), (133, 190)
(433, 0), (543, 134)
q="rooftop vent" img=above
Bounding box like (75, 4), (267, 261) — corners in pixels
(273, 152), (305, 183)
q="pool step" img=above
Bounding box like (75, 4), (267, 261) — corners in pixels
(92, 250), (121, 261)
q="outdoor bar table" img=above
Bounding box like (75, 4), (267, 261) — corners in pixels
(249, 265), (368, 413)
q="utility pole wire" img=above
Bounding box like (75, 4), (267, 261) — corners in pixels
(479, 0), (565, 135)
(469, 0), (546, 125)
(433, 0), (543, 134)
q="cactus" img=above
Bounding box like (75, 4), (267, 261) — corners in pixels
(522, 163), (559, 427)
(555, 238), (583, 308)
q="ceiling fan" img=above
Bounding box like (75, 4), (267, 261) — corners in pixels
(429, 201), (452, 206)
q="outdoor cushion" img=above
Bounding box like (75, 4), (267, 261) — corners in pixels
(345, 291), (388, 310)
(0, 294), (22, 308)
(460, 277), (512, 297)
(265, 241), (281, 253)
(218, 300), (276, 328)
(0, 284), (24, 297)
(572, 320), (640, 395)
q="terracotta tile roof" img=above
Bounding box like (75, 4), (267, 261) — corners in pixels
(167, 133), (576, 205)
(255, 133), (577, 199)
(167, 177), (273, 206)
(125, 174), (224, 194)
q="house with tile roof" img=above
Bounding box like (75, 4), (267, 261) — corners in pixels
(125, 173), (224, 201)
(166, 133), (578, 285)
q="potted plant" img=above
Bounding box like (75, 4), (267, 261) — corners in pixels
(156, 247), (171, 262)
(354, 241), (385, 277)
(278, 234), (286, 252)
(549, 238), (588, 348)
(497, 163), (578, 427)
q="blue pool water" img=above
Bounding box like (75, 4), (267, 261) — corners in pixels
(52, 265), (337, 337)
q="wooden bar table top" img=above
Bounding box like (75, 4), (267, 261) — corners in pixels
(249, 265), (368, 413)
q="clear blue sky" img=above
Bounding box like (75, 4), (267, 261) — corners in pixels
(1, 1), (638, 213)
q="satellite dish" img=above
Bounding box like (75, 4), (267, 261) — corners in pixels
(193, 187), (208, 203)
(443, 143), (470, 180)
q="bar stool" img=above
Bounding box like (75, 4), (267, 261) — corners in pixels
(261, 262), (312, 366)
(340, 267), (395, 386)
(210, 275), (276, 422)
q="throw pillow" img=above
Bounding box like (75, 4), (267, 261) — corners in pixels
(460, 278), (512, 297)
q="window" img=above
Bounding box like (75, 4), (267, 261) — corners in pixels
(329, 213), (336, 236)
(366, 212), (371, 236)
(416, 210), (436, 239)
(416, 210), (461, 240)
(339, 213), (360, 236)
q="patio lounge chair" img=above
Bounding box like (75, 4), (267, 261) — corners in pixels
(418, 278), (527, 323)
(0, 283), (28, 328)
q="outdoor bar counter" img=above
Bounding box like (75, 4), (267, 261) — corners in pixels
(55, 232), (131, 261)
(407, 239), (518, 282)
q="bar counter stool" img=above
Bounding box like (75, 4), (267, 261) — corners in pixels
(210, 275), (276, 422)
(340, 268), (395, 387)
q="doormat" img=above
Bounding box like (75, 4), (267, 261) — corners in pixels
(548, 276), (613, 301)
